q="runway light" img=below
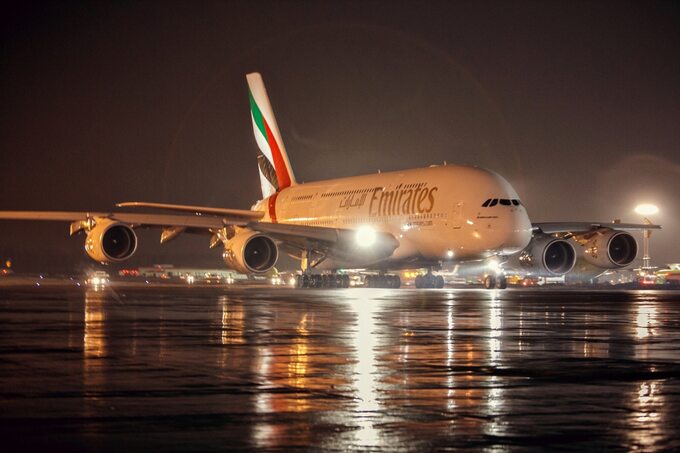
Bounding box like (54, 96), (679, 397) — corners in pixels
(634, 204), (659, 216)
(356, 226), (377, 247)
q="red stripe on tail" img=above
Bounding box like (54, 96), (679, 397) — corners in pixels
(264, 120), (291, 190)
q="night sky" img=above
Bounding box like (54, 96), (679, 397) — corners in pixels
(1, 0), (679, 272)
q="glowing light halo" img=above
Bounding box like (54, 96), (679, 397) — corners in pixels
(355, 226), (377, 247)
(634, 204), (659, 216)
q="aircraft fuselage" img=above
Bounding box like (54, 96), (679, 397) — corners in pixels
(253, 164), (533, 268)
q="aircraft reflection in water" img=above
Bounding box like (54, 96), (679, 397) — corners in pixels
(206, 289), (673, 450)
(14, 287), (670, 450)
(83, 290), (107, 420)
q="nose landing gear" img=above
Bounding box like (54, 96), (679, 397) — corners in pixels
(414, 271), (445, 289)
(483, 273), (507, 289)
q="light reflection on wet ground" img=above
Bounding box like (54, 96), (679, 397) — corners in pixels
(1, 285), (680, 451)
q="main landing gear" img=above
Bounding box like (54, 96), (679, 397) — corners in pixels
(364, 274), (401, 289)
(415, 271), (445, 289)
(483, 274), (507, 290)
(296, 273), (350, 289)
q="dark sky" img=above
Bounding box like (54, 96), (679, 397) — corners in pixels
(1, 0), (679, 272)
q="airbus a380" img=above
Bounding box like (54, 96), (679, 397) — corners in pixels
(0, 73), (659, 289)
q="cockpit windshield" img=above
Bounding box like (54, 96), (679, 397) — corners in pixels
(481, 198), (521, 208)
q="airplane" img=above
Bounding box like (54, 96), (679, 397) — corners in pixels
(0, 73), (660, 289)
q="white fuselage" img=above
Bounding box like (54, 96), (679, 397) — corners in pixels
(253, 164), (533, 269)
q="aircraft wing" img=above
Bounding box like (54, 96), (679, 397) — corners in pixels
(533, 222), (661, 234)
(0, 211), (236, 229)
(114, 202), (400, 260)
(0, 209), (400, 262)
(116, 202), (264, 221)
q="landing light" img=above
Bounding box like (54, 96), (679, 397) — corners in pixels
(487, 257), (501, 272)
(634, 204), (659, 216)
(446, 250), (454, 259)
(356, 226), (377, 247)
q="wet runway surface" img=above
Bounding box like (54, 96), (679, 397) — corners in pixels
(1, 284), (680, 451)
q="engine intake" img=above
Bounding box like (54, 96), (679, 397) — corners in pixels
(515, 235), (576, 275)
(85, 219), (137, 263)
(223, 231), (278, 274)
(582, 230), (637, 268)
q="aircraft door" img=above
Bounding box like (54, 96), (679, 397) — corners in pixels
(452, 201), (464, 229)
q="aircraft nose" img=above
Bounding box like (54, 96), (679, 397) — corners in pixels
(502, 209), (532, 254)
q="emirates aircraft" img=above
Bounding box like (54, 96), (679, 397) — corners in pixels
(0, 73), (659, 289)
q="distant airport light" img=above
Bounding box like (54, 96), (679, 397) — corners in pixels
(634, 204), (659, 272)
(356, 226), (377, 247)
(634, 204), (659, 216)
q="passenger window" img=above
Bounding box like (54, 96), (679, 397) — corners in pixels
(500, 199), (511, 206)
(489, 199), (498, 207)
(482, 199), (491, 207)
(512, 199), (520, 206)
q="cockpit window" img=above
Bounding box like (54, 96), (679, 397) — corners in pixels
(489, 198), (498, 207)
(482, 199), (491, 207)
(512, 199), (520, 206)
(500, 199), (511, 206)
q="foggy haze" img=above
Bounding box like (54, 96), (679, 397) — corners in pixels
(1, 1), (678, 272)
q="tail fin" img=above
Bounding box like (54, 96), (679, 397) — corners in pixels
(247, 72), (297, 198)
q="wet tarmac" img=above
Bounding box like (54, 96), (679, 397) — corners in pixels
(1, 283), (680, 451)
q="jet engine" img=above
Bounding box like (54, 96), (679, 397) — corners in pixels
(222, 231), (278, 274)
(513, 235), (577, 275)
(84, 219), (138, 263)
(581, 230), (637, 268)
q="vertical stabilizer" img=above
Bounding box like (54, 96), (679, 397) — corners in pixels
(247, 72), (297, 198)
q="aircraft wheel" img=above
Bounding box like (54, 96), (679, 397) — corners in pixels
(435, 275), (445, 289)
(424, 273), (435, 288)
(392, 275), (401, 288)
(342, 275), (350, 288)
(483, 275), (496, 290)
(415, 275), (423, 289)
(496, 275), (507, 289)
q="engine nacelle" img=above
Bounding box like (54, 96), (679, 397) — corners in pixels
(513, 235), (576, 275)
(582, 230), (637, 268)
(222, 231), (278, 274)
(84, 219), (138, 263)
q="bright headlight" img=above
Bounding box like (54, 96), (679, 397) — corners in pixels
(355, 226), (377, 247)
(487, 257), (501, 272)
